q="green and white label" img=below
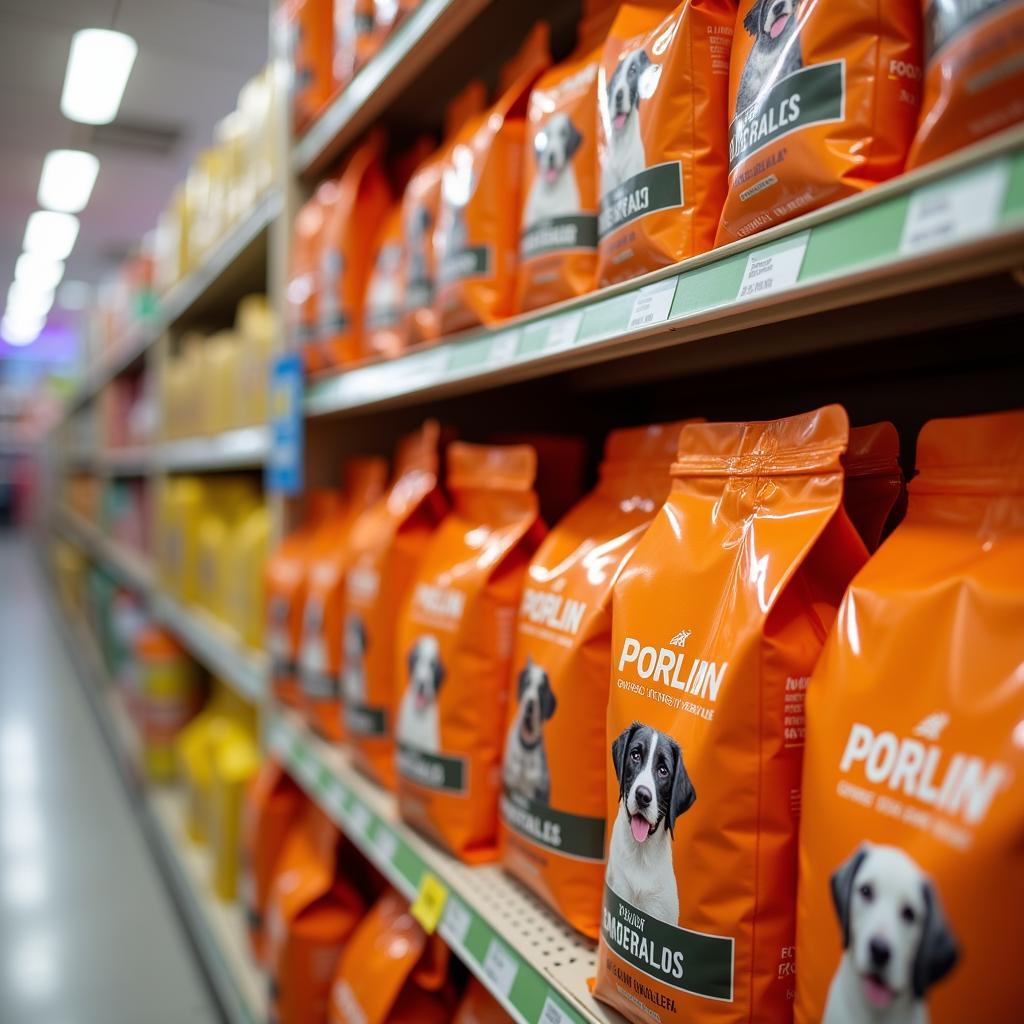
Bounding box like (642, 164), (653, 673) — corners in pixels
(397, 742), (466, 792)
(599, 162), (683, 237)
(501, 788), (605, 861)
(729, 61), (845, 171)
(439, 245), (492, 285)
(602, 884), (734, 1001)
(737, 233), (809, 300)
(521, 214), (599, 258)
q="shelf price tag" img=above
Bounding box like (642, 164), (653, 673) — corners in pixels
(488, 330), (521, 367)
(410, 872), (448, 935)
(541, 995), (575, 1024)
(439, 895), (472, 948)
(266, 353), (304, 495)
(737, 233), (809, 301)
(482, 937), (518, 998)
(349, 801), (371, 835)
(627, 280), (677, 332)
(545, 312), (583, 352)
(900, 160), (1009, 255)
(371, 824), (398, 864)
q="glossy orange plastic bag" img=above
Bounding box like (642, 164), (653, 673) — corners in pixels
(395, 443), (545, 862)
(453, 978), (514, 1023)
(300, 459), (387, 741)
(596, 0), (734, 287)
(717, 0), (921, 245)
(908, 0), (1024, 168)
(796, 410), (1024, 1024)
(328, 890), (455, 1023)
(595, 406), (871, 1024)
(844, 421), (906, 553)
(500, 421), (695, 938)
(288, 0), (336, 133)
(342, 423), (448, 787)
(334, 0), (379, 86)
(266, 804), (366, 1024)
(364, 204), (407, 360)
(288, 181), (337, 369)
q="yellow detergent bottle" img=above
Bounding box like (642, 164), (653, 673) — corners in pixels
(210, 734), (262, 901)
(224, 500), (270, 647)
(235, 294), (276, 426)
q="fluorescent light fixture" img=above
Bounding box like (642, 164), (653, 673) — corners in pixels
(23, 211), (79, 261)
(57, 280), (93, 311)
(14, 254), (65, 293)
(7, 282), (55, 319)
(61, 29), (138, 125)
(38, 149), (99, 213)
(1, 313), (45, 347)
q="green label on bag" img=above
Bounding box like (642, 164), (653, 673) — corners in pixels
(521, 214), (599, 259)
(599, 162), (683, 237)
(345, 702), (387, 737)
(439, 245), (491, 285)
(729, 61), (845, 171)
(501, 788), (605, 861)
(397, 743), (466, 792)
(602, 884), (734, 1001)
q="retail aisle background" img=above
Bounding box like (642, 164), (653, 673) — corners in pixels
(0, 531), (220, 1023)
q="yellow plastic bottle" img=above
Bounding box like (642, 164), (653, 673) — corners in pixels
(211, 736), (262, 901)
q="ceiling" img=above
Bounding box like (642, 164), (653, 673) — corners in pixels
(0, 0), (271, 361)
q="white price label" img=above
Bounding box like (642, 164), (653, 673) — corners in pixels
(541, 996), (574, 1024)
(544, 312), (582, 352)
(439, 895), (473, 947)
(349, 801), (371, 835)
(488, 331), (520, 367)
(482, 937), (518, 998)
(737, 235), (808, 301)
(327, 786), (348, 819)
(411, 348), (451, 382)
(901, 161), (1009, 255)
(627, 281), (677, 332)
(372, 826), (398, 863)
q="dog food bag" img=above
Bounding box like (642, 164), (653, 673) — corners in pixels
(364, 204), (407, 360)
(844, 421), (906, 553)
(395, 442), (545, 862)
(287, 181), (336, 369)
(595, 406), (872, 1024)
(434, 28), (551, 334)
(716, 0), (921, 245)
(334, 0), (378, 87)
(287, 0), (335, 133)
(319, 132), (392, 368)
(343, 423), (448, 787)
(266, 489), (343, 708)
(596, 0), (734, 287)
(328, 889), (455, 1024)
(241, 758), (306, 964)
(266, 804), (366, 1024)
(500, 420), (694, 938)
(795, 410), (1024, 1024)
(908, 0), (1024, 168)
(453, 978), (514, 1023)
(300, 458), (388, 742)
(374, 0), (418, 40)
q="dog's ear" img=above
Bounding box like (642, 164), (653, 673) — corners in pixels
(567, 119), (582, 159)
(517, 660), (531, 702)
(357, 617), (367, 651)
(533, 129), (546, 165)
(432, 654), (446, 695)
(666, 740), (695, 835)
(407, 642), (418, 678)
(638, 50), (652, 71)
(912, 880), (959, 998)
(611, 723), (639, 797)
(743, 0), (762, 37)
(540, 674), (557, 720)
(830, 844), (869, 949)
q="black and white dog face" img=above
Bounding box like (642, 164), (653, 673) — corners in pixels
(534, 114), (582, 187)
(406, 634), (444, 710)
(343, 613), (367, 662)
(832, 843), (959, 1011)
(607, 50), (651, 137)
(612, 723), (695, 845)
(516, 658), (556, 746)
(745, 0), (799, 50)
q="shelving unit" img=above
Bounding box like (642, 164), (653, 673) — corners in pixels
(158, 426), (270, 472)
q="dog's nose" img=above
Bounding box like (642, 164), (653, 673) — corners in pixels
(634, 786), (652, 809)
(869, 938), (891, 968)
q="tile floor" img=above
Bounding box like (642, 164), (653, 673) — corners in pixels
(0, 533), (221, 1023)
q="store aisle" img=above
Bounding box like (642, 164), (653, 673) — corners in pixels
(0, 533), (221, 1024)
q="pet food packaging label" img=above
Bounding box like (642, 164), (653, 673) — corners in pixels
(401, 151), (445, 346)
(434, 31), (551, 334)
(334, 0), (378, 87)
(266, 805), (366, 1024)
(319, 133), (393, 368)
(795, 410), (1024, 1024)
(596, 0), (734, 288)
(595, 406), (871, 1024)
(299, 459), (388, 742)
(395, 443), (545, 862)
(453, 978), (515, 1023)
(241, 758), (305, 965)
(716, 0), (921, 245)
(287, 0), (335, 133)
(500, 421), (696, 939)
(343, 424), (448, 788)
(329, 890), (454, 1024)
(365, 204), (407, 360)
(908, 0), (1024, 168)
(843, 421), (906, 553)
(374, 0), (418, 40)
(287, 183), (334, 370)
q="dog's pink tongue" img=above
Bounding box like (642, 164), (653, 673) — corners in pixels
(630, 815), (651, 843)
(862, 975), (894, 1010)
(613, 113), (627, 131)
(545, 168), (558, 184)
(769, 14), (788, 39)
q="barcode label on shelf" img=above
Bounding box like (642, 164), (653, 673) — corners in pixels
(372, 825), (398, 864)
(627, 281), (677, 332)
(900, 161), (1009, 255)
(541, 996), (574, 1024)
(439, 895), (473, 947)
(349, 801), (371, 835)
(482, 937), (518, 998)
(488, 331), (521, 367)
(545, 312), (583, 352)
(737, 234), (809, 301)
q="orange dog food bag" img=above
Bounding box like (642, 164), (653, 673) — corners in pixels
(795, 410), (1024, 1024)
(288, 0), (335, 133)
(395, 442), (545, 862)
(342, 423), (448, 787)
(287, 181), (337, 370)
(364, 204), (407, 360)
(596, 0), (734, 287)
(500, 421), (695, 938)
(453, 978), (514, 1023)
(595, 407), (873, 1024)
(843, 421), (906, 553)
(717, 0), (921, 245)
(300, 458), (388, 741)
(908, 0), (1024, 168)
(334, 0), (379, 87)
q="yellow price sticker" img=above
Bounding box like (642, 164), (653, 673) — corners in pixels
(410, 872), (448, 935)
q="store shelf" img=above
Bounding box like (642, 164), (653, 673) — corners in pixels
(306, 127), (1024, 419)
(293, 0), (492, 178)
(268, 711), (618, 1024)
(102, 446), (154, 475)
(57, 507), (154, 596)
(158, 426), (270, 472)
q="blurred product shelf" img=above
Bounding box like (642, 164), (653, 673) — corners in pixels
(157, 426), (270, 473)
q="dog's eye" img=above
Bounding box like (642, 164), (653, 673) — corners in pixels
(630, 749), (641, 763)
(858, 883), (874, 903)
(900, 905), (917, 925)
(656, 764), (669, 778)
